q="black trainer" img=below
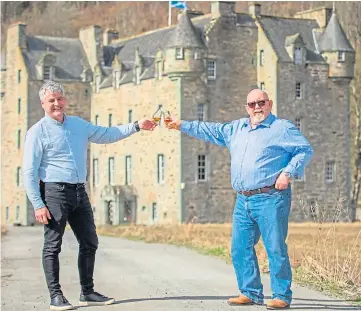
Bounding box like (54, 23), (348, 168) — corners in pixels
(50, 295), (74, 311)
(79, 292), (115, 306)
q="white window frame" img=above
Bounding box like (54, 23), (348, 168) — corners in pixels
(260, 50), (265, 66)
(125, 155), (132, 185)
(197, 103), (205, 121)
(296, 82), (302, 99)
(114, 70), (121, 89)
(93, 158), (99, 187)
(338, 51), (345, 62)
(175, 48), (184, 60)
(135, 66), (141, 85)
(207, 60), (216, 80)
(108, 157), (115, 185)
(325, 161), (336, 183)
(156, 61), (162, 80)
(157, 154), (165, 184)
(197, 155), (207, 181)
(95, 74), (101, 93)
(294, 47), (302, 64)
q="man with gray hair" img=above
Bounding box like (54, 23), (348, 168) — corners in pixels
(23, 81), (157, 310)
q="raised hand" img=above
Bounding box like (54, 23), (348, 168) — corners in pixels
(166, 117), (182, 130)
(138, 119), (157, 131)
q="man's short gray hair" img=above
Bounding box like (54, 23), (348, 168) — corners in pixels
(39, 81), (65, 101)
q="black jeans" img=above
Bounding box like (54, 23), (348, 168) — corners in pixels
(40, 181), (98, 299)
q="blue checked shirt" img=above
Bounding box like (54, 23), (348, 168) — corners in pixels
(181, 113), (314, 191)
(23, 114), (137, 209)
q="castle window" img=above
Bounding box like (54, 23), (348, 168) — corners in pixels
(85, 89), (89, 98)
(295, 117), (303, 132)
(6, 206), (9, 221)
(338, 51), (345, 62)
(93, 158), (99, 187)
(260, 50), (264, 66)
(197, 103), (205, 121)
(152, 203), (157, 221)
(325, 161), (336, 183)
(16, 167), (22, 186)
(108, 114), (113, 127)
(157, 154), (165, 184)
(18, 98), (21, 114)
(309, 199), (317, 218)
(156, 61), (162, 80)
(197, 155), (207, 181)
(135, 66), (141, 84)
(296, 82), (302, 99)
(207, 60), (216, 80)
(294, 47), (302, 64)
(128, 110), (133, 123)
(16, 206), (20, 221)
(125, 155), (132, 185)
(95, 114), (99, 125)
(260, 82), (265, 90)
(108, 157), (115, 185)
(194, 50), (200, 60)
(43, 66), (52, 80)
(17, 70), (21, 83)
(175, 48), (184, 60)
(17, 129), (21, 149)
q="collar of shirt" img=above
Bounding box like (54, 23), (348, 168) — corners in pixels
(242, 113), (276, 130)
(44, 112), (67, 126)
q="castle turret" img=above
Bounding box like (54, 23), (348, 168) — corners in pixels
(318, 10), (355, 79)
(164, 10), (205, 79)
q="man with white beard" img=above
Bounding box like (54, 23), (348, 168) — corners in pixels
(166, 89), (314, 310)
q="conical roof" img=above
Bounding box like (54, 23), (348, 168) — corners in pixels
(318, 12), (354, 53)
(166, 11), (205, 49)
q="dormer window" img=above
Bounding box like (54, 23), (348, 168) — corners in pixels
(135, 66), (141, 85)
(114, 70), (121, 89)
(43, 65), (53, 80)
(95, 74), (101, 93)
(338, 51), (345, 62)
(156, 61), (162, 80)
(294, 47), (302, 64)
(175, 48), (184, 60)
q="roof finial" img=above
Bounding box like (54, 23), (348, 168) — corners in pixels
(332, 1), (336, 13)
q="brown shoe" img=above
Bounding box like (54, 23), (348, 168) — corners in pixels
(228, 295), (255, 306)
(266, 299), (290, 310)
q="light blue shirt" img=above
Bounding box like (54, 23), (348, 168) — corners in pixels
(181, 113), (314, 192)
(23, 114), (137, 209)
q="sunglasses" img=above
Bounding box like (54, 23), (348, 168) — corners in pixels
(246, 100), (268, 109)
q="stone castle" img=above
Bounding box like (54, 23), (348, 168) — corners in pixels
(1, 2), (356, 226)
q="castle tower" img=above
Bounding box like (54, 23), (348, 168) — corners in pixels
(164, 10), (205, 80)
(318, 10), (355, 79)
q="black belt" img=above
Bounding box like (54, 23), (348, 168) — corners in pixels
(239, 185), (275, 197)
(40, 181), (85, 189)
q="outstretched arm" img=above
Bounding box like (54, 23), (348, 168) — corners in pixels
(87, 119), (157, 144)
(167, 118), (233, 147)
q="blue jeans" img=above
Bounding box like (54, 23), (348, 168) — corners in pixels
(231, 187), (292, 304)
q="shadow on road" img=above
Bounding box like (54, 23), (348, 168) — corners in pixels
(75, 295), (359, 310)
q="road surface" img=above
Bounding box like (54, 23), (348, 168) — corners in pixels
(1, 226), (359, 310)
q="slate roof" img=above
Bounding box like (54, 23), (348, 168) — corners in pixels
(166, 11), (205, 48)
(257, 16), (324, 62)
(23, 36), (90, 80)
(318, 12), (354, 52)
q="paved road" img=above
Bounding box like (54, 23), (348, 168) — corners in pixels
(1, 226), (359, 311)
